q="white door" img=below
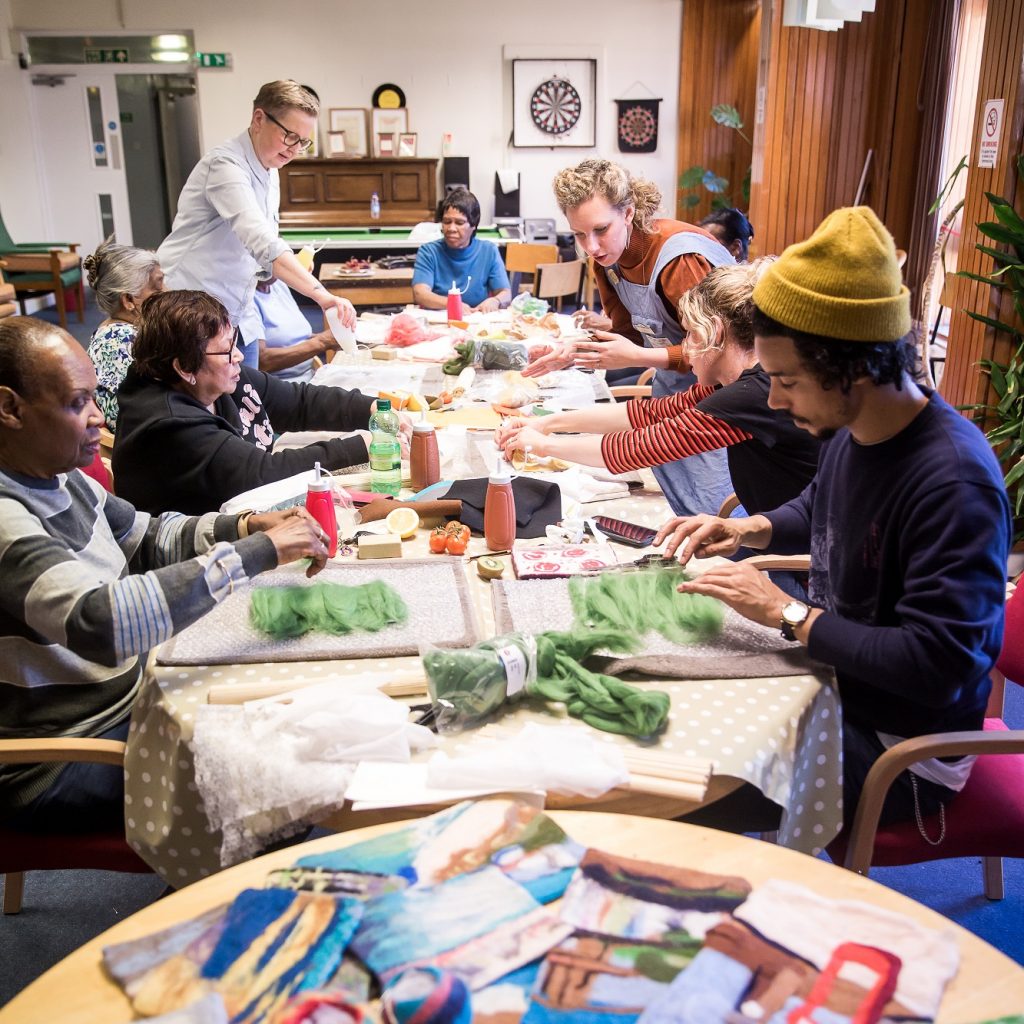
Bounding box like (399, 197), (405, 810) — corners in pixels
(29, 69), (133, 255)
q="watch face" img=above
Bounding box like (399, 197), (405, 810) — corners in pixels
(782, 600), (809, 625)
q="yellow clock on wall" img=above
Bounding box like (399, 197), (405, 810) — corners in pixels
(372, 83), (406, 109)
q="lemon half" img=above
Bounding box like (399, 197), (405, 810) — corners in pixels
(385, 507), (420, 539)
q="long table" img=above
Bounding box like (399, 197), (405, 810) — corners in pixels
(4, 812), (1022, 1024)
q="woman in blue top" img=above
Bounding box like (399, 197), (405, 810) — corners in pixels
(412, 189), (511, 312)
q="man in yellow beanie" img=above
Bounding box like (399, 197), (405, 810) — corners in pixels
(658, 206), (1011, 842)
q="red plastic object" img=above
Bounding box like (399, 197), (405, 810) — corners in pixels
(787, 942), (901, 1024)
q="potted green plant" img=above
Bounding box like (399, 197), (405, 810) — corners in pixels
(678, 104), (752, 211)
(958, 154), (1024, 548)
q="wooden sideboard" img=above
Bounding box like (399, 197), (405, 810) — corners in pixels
(279, 157), (438, 228)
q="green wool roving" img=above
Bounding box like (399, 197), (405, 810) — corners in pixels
(568, 567), (723, 645)
(423, 628), (671, 739)
(250, 581), (408, 639)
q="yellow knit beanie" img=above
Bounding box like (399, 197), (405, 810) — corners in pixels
(752, 206), (911, 342)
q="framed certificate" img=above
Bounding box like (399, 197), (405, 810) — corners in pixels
(327, 108), (368, 157)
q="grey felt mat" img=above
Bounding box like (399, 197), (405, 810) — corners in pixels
(491, 576), (819, 679)
(157, 559), (478, 665)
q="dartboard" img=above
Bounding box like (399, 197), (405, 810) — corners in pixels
(618, 105), (657, 148)
(530, 77), (582, 136)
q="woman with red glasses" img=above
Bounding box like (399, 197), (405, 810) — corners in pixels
(157, 81), (353, 370)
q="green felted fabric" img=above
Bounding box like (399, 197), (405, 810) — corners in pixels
(423, 628), (671, 739)
(250, 581), (408, 639)
(568, 567), (723, 645)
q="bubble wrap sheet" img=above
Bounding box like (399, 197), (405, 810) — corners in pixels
(492, 576), (819, 679)
(157, 559), (478, 666)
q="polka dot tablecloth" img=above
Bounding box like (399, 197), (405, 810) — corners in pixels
(124, 468), (842, 887)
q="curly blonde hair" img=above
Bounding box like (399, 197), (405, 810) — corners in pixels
(552, 159), (662, 232)
(680, 256), (777, 354)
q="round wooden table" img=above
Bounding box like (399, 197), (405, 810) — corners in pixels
(2, 812), (1021, 1023)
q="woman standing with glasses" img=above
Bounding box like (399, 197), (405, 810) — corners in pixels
(113, 291), (382, 516)
(157, 81), (352, 369)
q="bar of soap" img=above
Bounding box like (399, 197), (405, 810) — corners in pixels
(371, 347), (397, 361)
(357, 533), (402, 559)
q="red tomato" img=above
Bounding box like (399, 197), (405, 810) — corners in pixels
(429, 527), (449, 553)
(445, 533), (469, 556)
(446, 521), (470, 544)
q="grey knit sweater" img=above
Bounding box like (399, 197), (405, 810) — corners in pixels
(0, 466), (276, 814)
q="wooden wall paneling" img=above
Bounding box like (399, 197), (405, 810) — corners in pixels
(675, 0), (760, 223)
(942, 0), (1024, 412)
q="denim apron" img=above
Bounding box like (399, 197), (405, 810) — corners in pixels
(607, 230), (736, 516)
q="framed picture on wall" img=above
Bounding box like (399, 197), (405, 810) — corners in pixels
(377, 133), (395, 157)
(397, 132), (417, 157)
(511, 58), (597, 148)
(328, 108), (368, 157)
(371, 107), (408, 155)
(327, 131), (347, 157)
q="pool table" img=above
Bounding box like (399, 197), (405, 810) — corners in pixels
(280, 226), (520, 283)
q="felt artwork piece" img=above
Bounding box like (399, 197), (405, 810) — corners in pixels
(523, 850), (753, 1024)
(512, 544), (619, 579)
(249, 580), (408, 639)
(114, 889), (364, 1022)
(157, 559), (479, 665)
(638, 878), (962, 1024)
(265, 865), (408, 900)
(295, 799), (584, 904)
(351, 865), (562, 984)
(616, 99), (661, 154)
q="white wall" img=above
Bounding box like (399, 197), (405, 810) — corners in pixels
(6, 0), (682, 235)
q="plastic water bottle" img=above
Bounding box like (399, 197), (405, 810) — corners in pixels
(369, 399), (402, 495)
(370, 191), (381, 221)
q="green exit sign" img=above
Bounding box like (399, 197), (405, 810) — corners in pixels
(196, 52), (231, 69)
(85, 47), (129, 63)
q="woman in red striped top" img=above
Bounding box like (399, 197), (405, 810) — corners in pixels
(496, 259), (820, 516)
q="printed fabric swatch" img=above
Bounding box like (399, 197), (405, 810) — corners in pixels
(638, 878), (961, 1024)
(523, 849), (753, 1024)
(296, 798), (584, 904)
(351, 865), (572, 989)
(106, 889), (365, 1024)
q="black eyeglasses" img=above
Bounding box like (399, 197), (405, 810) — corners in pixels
(205, 334), (240, 359)
(261, 109), (313, 152)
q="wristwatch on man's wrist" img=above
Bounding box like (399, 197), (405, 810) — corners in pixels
(780, 600), (810, 641)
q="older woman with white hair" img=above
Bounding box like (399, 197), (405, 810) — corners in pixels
(84, 237), (165, 427)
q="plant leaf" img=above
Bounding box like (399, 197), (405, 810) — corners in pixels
(977, 243), (1024, 267)
(978, 221), (1024, 250)
(991, 202), (1024, 236)
(710, 104), (743, 130)
(929, 156), (968, 215)
(703, 170), (729, 194)
(679, 166), (705, 189)
(966, 311), (1021, 335)
(683, 194), (701, 208)
(956, 269), (1004, 288)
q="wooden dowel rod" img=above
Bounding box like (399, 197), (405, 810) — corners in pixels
(207, 671), (427, 705)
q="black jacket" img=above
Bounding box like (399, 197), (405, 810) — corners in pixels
(113, 365), (374, 515)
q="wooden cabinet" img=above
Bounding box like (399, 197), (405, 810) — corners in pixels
(279, 158), (438, 228)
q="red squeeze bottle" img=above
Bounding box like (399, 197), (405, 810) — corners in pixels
(410, 421), (440, 491)
(447, 281), (464, 322)
(305, 462), (338, 557)
(484, 463), (516, 551)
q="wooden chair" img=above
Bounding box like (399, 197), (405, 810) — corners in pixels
(0, 738), (151, 914)
(535, 260), (585, 313)
(828, 584), (1024, 900)
(0, 208), (84, 330)
(504, 243), (559, 295)
(608, 367), (656, 400)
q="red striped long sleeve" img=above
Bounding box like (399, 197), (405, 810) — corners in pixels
(601, 391), (752, 473)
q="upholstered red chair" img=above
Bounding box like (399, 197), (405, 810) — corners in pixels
(830, 584), (1024, 899)
(0, 738), (151, 914)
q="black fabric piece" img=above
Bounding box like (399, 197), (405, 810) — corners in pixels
(695, 365), (821, 514)
(441, 477), (561, 539)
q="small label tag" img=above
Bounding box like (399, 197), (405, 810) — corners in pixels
(495, 644), (528, 697)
